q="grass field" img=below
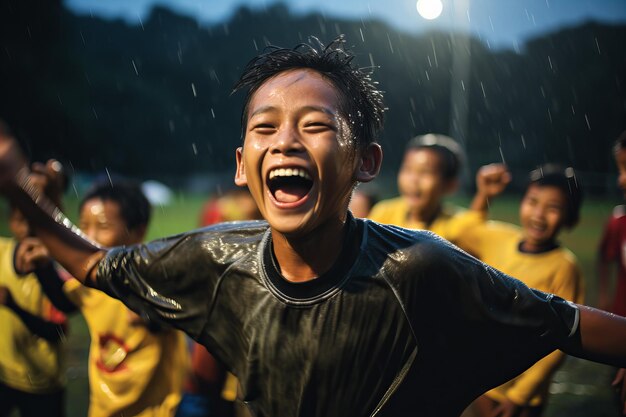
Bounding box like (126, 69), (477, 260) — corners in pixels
(2, 192), (624, 416)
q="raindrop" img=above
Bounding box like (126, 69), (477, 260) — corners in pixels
(387, 33), (394, 54)
(480, 82), (486, 98)
(132, 60), (139, 76)
(547, 56), (553, 71)
(79, 31), (86, 46)
(210, 108), (215, 118)
(430, 39), (438, 67)
(368, 53), (375, 68)
(594, 37), (601, 55)
(461, 80), (466, 92)
(105, 168), (113, 187)
(547, 108), (553, 124)
(92, 107), (98, 120)
(191, 83), (197, 97)
(521, 134), (526, 149)
(499, 146), (506, 164)
(570, 105), (575, 115)
(584, 114), (591, 130)
(252, 38), (258, 51)
(138, 14), (145, 30)
(359, 28), (365, 42)
(192, 143), (198, 155)
(488, 16), (494, 32)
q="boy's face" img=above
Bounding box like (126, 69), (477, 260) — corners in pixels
(9, 208), (30, 242)
(615, 148), (626, 198)
(397, 148), (454, 214)
(235, 68), (370, 236)
(519, 184), (568, 248)
(79, 198), (143, 247)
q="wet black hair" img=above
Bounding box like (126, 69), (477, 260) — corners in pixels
(79, 180), (151, 231)
(232, 36), (385, 151)
(405, 134), (464, 180)
(613, 130), (626, 153)
(525, 164), (583, 228)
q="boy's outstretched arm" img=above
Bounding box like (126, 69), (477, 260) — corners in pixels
(0, 133), (104, 284)
(564, 305), (626, 366)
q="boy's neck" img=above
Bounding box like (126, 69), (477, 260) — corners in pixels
(519, 239), (559, 254)
(270, 216), (351, 283)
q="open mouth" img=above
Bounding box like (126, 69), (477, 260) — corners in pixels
(267, 168), (314, 204)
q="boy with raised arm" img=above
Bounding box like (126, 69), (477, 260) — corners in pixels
(3, 38), (626, 417)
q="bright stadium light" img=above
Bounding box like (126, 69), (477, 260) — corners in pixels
(416, 0), (443, 20)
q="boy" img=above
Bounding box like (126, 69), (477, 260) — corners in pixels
(368, 134), (510, 243)
(3, 38), (626, 417)
(15, 180), (188, 417)
(457, 165), (585, 417)
(0, 158), (66, 417)
(598, 131), (626, 316)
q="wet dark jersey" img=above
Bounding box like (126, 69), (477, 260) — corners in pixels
(95, 215), (579, 417)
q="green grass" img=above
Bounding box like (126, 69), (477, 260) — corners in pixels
(2, 193), (623, 416)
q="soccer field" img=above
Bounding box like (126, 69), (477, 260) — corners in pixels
(2, 193), (623, 416)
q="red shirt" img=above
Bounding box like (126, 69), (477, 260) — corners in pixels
(599, 205), (626, 316)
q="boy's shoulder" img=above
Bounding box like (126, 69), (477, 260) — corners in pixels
(362, 218), (468, 271)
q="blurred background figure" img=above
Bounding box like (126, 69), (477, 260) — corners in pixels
(0, 148), (68, 417)
(598, 131), (626, 317)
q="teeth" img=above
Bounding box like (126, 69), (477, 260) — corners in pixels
(269, 168), (312, 180)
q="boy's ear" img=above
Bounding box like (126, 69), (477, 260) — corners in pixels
(355, 143), (383, 183)
(234, 147), (247, 186)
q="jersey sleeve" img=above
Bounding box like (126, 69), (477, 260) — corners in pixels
(94, 231), (221, 340)
(403, 237), (580, 386)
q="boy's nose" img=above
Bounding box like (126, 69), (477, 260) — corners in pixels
(270, 127), (304, 155)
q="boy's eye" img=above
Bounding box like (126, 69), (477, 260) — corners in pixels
(251, 123), (276, 133)
(306, 121), (334, 130)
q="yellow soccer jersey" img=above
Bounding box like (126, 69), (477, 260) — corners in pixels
(0, 237), (65, 393)
(458, 221), (584, 406)
(63, 278), (187, 417)
(367, 197), (484, 243)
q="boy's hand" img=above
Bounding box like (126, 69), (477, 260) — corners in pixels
(30, 160), (66, 206)
(0, 286), (16, 309)
(14, 237), (52, 274)
(0, 132), (28, 192)
(612, 368), (626, 415)
(476, 163), (511, 199)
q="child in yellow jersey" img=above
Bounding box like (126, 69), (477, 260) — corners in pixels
(368, 134), (510, 244)
(459, 164), (585, 417)
(15, 179), (188, 417)
(0, 153), (67, 417)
